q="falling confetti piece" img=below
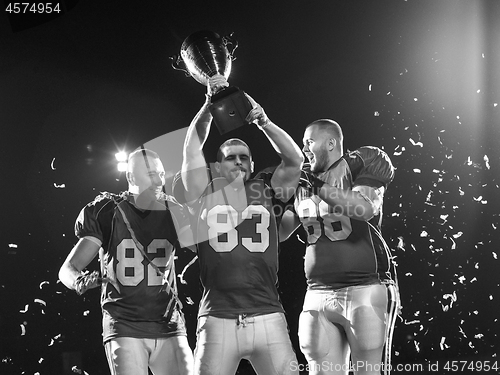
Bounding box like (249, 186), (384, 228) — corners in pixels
(414, 341), (420, 353)
(51, 158), (56, 170)
(20, 324), (26, 336)
(54, 183), (66, 188)
(413, 168), (421, 173)
(439, 336), (449, 350)
(34, 299), (46, 306)
(450, 237), (457, 250)
(39, 281), (50, 289)
(409, 138), (423, 147)
(397, 236), (405, 250)
(8, 243), (18, 248)
(20, 304), (29, 313)
(178, 255), (198, 284)
(72, 366), (90, 375)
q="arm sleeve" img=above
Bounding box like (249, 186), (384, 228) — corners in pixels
(74, 203), (104, 242)
(348, 146), (395, 189)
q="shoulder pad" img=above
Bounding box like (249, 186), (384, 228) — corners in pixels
(348, 146), (394, 187)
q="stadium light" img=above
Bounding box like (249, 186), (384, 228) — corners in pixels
(115, 151), (128, 172)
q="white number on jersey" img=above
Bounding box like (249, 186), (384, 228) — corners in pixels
(297, 199), (352, 243)
(115, 239), (172, 286)
(206, 204), (270, 253)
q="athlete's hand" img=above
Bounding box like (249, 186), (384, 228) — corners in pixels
(245, 94), (271, 128)
(207, 74), (229, 97)
(299, 170), (325, 195)
(74, 270), (104, 295)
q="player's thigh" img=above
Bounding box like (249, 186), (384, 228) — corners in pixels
(347, 284), (387, 355)
(149, 335), (194, 375)
(194, 316), (240, 375)
(105, 337), (149, 375)
(251, 313), (298, 375)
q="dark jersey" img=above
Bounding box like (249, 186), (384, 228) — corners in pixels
(74, 192), (186, 342)
(294, 146), (396, 290)
(176, 173), (289, 318)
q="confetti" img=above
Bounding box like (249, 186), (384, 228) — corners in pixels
(34, 299), (46, 306)
(439, 336), (449, 350)
(409, 138), (423, 147)
(39, 281), (50, 289)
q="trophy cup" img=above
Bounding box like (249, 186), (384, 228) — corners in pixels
(171, 30), (252, 134)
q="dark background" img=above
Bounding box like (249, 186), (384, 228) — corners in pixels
(1, 1), (499, 374)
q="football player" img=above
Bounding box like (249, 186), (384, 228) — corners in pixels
(174, 75), (302, 375)
(280, 119), (400, 375)
(59, 149), (194, 375)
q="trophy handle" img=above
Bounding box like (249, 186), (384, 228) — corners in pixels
(169, 54), (191, 77)
(222, 32), (238, 61)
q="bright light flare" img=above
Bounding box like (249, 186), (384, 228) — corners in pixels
(116, 151), (128, 172)
(117, 162), (128, 172)
(115, 152), (127, 162)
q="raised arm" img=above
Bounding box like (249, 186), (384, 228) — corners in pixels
(245, 95), (304, 202)
(181, 75), (229, 202)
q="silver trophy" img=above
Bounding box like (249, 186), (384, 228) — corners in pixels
(171, 30), (252, 134)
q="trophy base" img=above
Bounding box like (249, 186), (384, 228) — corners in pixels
(209, 86), (253, 135)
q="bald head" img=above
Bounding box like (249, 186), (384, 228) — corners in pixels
(306, 119), (343, 146)
(126, 148), (165, 196)
(302, 119), (344, 173)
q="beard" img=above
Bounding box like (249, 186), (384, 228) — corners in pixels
(310, 147), (329, 173)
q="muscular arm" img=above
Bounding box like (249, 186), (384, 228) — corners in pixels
(304, 146), (392, 221)
(181, 75), (229, 202)
(315, 183), (385, 221)
(245, 95), (304, 202)
(181, 100), (212, 202)
(58, 237), (101, 291)
(279, 210), (302, 242)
